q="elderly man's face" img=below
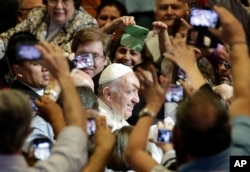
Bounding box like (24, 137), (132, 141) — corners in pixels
(155, 0), (188, 27)
(109, 72), (140, 119)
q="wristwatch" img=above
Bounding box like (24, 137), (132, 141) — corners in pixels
(139, 107), (156, 118)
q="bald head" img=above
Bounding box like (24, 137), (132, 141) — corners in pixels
(71, 69), (94, 91)
(174, 90), (231, 158)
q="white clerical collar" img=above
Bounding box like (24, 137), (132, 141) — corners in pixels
(98, 98), (125, 122)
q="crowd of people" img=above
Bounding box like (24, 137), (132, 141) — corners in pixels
(0, 0), (250, 172)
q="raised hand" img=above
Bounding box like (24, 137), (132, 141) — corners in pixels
(34, 96), (65, 137)
(135, 65), (170, 113)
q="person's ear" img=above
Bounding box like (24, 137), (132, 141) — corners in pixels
(103, 56), (109, 66)
(12, 64), (23, 78)
(103, 86), (112, 102)
(17, 11), (23, 23)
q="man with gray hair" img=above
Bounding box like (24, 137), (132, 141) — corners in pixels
(97, 63), (140, 131)
(97, 63), (164, 163)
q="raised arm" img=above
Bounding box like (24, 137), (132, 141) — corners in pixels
(152, 21), (171, 54)
(210, 6), (250, 117)
(36, 42), (86, 132)
(125, 65), (170, 172)
(163, 34), (207, 90)
(82, 116), (115, 172)
(33, 42), (88, 172)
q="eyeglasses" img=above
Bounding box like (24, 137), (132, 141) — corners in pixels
(92, 53), (105, 61)
(219, 60), (231, 69)
(47, 0), (73, 6)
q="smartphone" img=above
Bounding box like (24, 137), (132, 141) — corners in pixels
(16, 45), (42, 61)
(189, 8), (219, 29)
(29, 99), (38, 111)
(73, 53), (94, 69)
(33, 139), (52, 160)
(172, 65), (188, 84)
(187, 8), (220, 48)
(157, 129), (172, 143)
(87, 117), (96, 136)
(166, 84), (184, 103)
(124, 25), (149, 39)
(87, 117), (96, 154)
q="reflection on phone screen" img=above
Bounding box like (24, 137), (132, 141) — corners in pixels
(166, 85), (184, 103)
(157, 129), (172, 143)
(87, 118), (96, 136)
(33, 139), (51, 160)
(190, 8), (219, 28)
(73, 53), (94, 69)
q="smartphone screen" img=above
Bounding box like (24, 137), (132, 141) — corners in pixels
(87, 117), (96, 154)
(33, 139), (52, 160)
(187, 8), (221, 48)
(17, 45), (42, 61)
(157, 129), (172, 143)
(87, 118), (96, 136)
(73, 53), (94, 69)
(166, 84), (184, 103)
(189, 8), (219, 28)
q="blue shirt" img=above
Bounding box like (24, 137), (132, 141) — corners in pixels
(231, 115), (250, 155)
(178, 148), (230, 172)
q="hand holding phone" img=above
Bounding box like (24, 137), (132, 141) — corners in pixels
(87, 117), (96, 154)
(187, 7), (221, 48)
(87, 117), (96, 136)
(189, 8), (219, 29)
(157, 129), (172, 143)
(32, 139), (52, 160)
(73, 53), (94, 69)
